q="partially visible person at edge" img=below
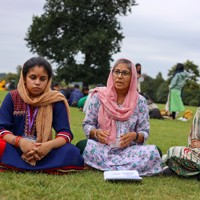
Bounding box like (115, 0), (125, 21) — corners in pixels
(165, 63), (187, 119)
(163, 107), (200, 178)
(135, 63), (142, 93)
(0, 57), (84, 173)
(76, 58), (162, 176)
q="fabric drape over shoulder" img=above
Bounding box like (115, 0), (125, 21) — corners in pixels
(92, 59), (139, 144)
(17, 71), (70, 142)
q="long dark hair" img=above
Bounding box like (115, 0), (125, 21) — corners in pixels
(173, 63), (184, 77)
(135, 63), (141, 75)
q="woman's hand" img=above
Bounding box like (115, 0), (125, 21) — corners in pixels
(19, 139), (41, 165)
(96, 129), (110, 144)
(119, 132), (136, 148)
(27, 141), (53, 161)
(25, 137), (66, 164)
(190, 139), (200, 148)
(19, 139), (40, 155)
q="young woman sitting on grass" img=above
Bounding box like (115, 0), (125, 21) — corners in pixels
(0, 56), (84, 173)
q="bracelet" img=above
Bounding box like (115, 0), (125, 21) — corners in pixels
(94, 129), (101, 139)
(11, 136), (17, 145)
(133, 132), (139, 141)
(14, 136), (23, 148)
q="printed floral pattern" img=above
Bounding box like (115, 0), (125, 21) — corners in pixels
(82, 94), (162, 176)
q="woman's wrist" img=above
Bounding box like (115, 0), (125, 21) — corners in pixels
(11, 136), (23, 148)
(48, 137), (66, 149)
(133, 132), (139, 142)
(92, 129), (101, 139)
(18, 137), (25, 148)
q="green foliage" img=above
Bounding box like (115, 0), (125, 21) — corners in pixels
(25, 0), (137, 85)
(141, 75), (157, 101)
(156, 81), (168, 103)
(168, 60), (200, 82)
(0, 65), (21, 85)
(188, 99), (199, 107)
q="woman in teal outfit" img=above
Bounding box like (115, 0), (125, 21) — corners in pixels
(168, 63), (187, 119)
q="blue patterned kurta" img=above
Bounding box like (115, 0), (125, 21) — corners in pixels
(0, 90), (84, 172)
(82, 93), (162, 176)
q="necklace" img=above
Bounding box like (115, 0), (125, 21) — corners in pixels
(27, 105), (38, 133)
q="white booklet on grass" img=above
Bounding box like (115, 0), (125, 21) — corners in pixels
(104, 170), (142, 181)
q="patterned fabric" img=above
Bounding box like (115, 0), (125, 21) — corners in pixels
(82, 93), (163, 176)
(0, 90), (72, 141)
(0, 91), (84, 172)
(92, 59), (139, 144)
(166, 108), (200, 177)
(17, 71), (70, 143)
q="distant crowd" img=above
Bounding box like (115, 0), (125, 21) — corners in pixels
(0, 79), (16, 91)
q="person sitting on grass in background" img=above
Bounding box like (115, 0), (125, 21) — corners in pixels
(0, 56), (84, 173)
(51, 82), (60, 91)
(68, 84), (84, 107)
(76, 58), (163, 176)
(77, 86), (90, 111)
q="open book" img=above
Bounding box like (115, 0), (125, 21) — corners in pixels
(104, 170), (142, 181)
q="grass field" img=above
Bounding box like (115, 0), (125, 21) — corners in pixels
(0, 91), (200, 200)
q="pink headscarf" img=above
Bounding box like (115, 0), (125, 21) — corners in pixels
(93, 58), (139, 144)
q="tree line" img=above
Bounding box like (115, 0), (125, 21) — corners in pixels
(2, 0), (199, 106)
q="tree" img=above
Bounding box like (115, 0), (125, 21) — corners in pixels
(25, 0), (137, 85)
(141, 72), (168, 103)
(141, 75), (157, 101)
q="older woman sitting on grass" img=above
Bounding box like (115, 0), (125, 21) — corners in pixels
(76, 58), (163, 176)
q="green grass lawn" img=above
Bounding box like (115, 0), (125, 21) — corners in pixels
(0, 92), (200, 200)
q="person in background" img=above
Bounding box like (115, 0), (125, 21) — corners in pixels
(76, 58), (162, 176)
(135, 63), (142, 93)
(5, 80), (16, 91)
(8, 80), (16, 90)
(77, 86), (90, 111)
(166, 63), (187, 119)
(51, 82), (60, 91)
(81, 84), (105, 114)
(68, 84), (84, 107)
(82, 86), (89, 96)
(0, 56), (84, 173)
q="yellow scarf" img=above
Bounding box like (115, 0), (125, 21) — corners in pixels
(17, 71), (70, 142)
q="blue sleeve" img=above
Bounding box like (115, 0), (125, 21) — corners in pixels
(52, 101), (73, 140)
